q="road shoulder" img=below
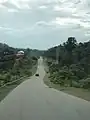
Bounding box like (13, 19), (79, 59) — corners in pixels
(43, 64), (90, 102)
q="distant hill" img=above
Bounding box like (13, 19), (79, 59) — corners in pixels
(0, 43), (44, 69)
(30, 49), (44, 57)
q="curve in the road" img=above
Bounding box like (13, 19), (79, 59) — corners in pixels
(0, 58), (90, 120)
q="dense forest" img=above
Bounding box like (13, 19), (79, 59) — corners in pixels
(0, 43), (38, 86)
(44, 37), (90, 89)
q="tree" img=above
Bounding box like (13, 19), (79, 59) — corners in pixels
(44, 38), (90, 89)
(64, 37), (77, 52)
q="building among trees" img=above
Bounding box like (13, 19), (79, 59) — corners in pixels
(16, 51), (24, 58)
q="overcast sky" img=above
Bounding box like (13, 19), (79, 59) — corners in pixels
(0, 0), (90, 50)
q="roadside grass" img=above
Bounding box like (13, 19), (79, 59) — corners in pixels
(0, 78), (25, 102)
(0, 64), (37, 102)
(43, 63), (90, 102)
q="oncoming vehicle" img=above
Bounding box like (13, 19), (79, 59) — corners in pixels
(35, 73), (39, 77)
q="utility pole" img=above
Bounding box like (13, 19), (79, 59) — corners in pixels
(56, 46), (60, 64)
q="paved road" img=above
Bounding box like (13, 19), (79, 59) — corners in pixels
(0, 58), (90, 120)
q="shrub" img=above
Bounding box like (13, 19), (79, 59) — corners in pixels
(0, 73), (11, 84)
(4, 73), (11, 83)
(24, 70), (32, 76)
(72, 81), (81, 88)
(80, 78), (90, 89)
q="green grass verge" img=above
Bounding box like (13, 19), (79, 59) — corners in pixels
(0, 64), (37, 102)
(43, 63), (90, 101)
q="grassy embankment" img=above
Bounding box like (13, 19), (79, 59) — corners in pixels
(0, 57), (38, 102)
(43, 60), (90, 101)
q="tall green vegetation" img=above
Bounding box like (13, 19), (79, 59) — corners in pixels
(44, 37), (90, 89)
(0, 43), (38, 86)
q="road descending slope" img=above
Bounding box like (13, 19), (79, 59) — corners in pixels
(0, 57), (90, 120)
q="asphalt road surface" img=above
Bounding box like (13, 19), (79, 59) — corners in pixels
(0, 57), (90, 120)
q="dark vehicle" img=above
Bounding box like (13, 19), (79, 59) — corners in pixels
(35, 73), (39, 76)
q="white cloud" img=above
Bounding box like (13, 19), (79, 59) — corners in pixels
(0, 0), (7, 3)
(7, 8), (18, 12)
(52, 17), (81, 26)
(50, 15), (90, 32)
(0, 26), (22, 34)
(0, 0), (31, 10)
(35, 21), (52, 26)
(0, 4), (6, 9)
(0, 0), (90, 49)
(11, 0), (31, 9)
(38, 5), (47, 9)
(54, 5), (77, 14)
(85, 32), (90, 36)
(0, 26), (13, 31)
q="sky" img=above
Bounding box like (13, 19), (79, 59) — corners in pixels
(0, 0), (90, 50)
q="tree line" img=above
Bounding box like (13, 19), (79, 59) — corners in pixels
(0, 43), (38, 86)
(44, 37), (90, 89)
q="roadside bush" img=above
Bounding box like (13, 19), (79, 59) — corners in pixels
(47, 61), (52, 66)
(4, 73), (11, 83)
(80, 78), (90, 89)
(32, 56), (37, 61)
(0, 73), (11, 84)
(0, 74), (5, 86)
(72, 81), (81, 88)
(24, 70), (32, 77)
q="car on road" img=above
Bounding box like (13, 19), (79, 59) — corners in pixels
(35, 73), (39, 76)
